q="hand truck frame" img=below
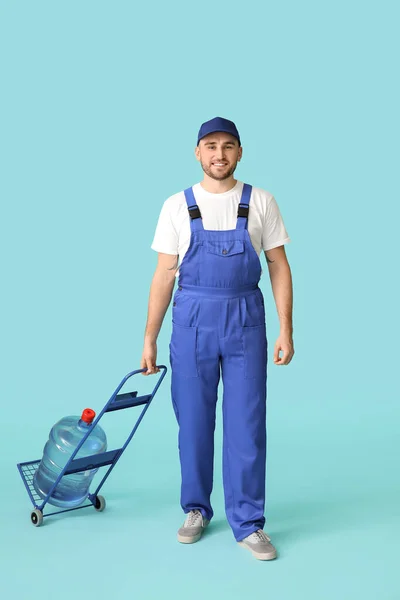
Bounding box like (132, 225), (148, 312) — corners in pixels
(17, 366), (167, 526)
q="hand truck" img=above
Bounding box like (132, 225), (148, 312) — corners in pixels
(17, 366), (167, 526)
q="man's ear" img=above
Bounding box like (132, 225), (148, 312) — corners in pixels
(195, 146), (201, 161)
(237, 146), (243, 162)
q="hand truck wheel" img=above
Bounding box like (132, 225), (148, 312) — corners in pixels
(94, 495), (106, 512)
(31, 509), (43, 527)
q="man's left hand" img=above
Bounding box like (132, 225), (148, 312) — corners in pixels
(273, 333), (294, 365)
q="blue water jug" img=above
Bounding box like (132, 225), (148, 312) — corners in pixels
(33, 408), (107, 508)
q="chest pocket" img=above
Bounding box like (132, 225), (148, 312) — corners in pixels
(206, 240), (244, 257)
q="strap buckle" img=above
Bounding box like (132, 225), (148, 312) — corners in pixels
(237, 204), (249, 218)
(188, 205), (202, 220)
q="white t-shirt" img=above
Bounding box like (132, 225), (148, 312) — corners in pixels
(151, 180), (291, 276)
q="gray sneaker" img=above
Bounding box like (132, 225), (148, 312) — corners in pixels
(177, 509), (210, 544)
(238, 529), (277, 560)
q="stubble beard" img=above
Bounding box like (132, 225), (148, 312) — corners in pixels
(200, 160), (237, 181)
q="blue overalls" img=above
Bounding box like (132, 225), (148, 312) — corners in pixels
(169, 183), (268, 542)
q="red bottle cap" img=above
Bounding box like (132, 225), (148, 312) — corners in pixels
(81, 408), (96, 424)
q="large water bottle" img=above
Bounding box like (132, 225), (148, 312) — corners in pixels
(33, 408), (107, 508)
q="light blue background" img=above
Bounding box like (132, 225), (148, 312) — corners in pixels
(1, 1), (399, 598)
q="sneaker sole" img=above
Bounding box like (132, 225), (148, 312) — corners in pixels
(177, 532), (203, 544)
(238, 541), (277, 560)
(177, 521), (209, 544)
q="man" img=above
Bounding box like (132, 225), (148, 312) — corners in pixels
(141, 116), (294, 561)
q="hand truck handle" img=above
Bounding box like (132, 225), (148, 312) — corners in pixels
(58, 365), (168, 466)
(104, 365), (168, 413)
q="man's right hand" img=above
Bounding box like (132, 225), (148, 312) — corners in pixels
(140, 252), (178, 376)
(140, 339), (160, 375)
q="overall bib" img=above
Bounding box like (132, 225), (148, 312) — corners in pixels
(169, 183), (268, 542)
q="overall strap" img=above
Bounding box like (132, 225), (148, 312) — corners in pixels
(184, 187), (204, 232)
(236, 183), (252, 230)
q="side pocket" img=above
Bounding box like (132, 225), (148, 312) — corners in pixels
(170, 322), (199, 378)
(242, 323), (267, 379)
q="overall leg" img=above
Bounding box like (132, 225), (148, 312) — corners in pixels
(170, 323), (220, 521)
(220, 322), (268, 541)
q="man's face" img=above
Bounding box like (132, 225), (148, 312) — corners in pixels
(195, 133), (242, 181)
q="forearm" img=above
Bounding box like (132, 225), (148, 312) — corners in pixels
(268, 263), (293, 335)
(144, 271), (175, 343)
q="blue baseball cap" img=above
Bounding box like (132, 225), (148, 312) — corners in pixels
(197, 116), (241, 146)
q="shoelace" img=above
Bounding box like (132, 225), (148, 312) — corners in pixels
(249, 530), (271, 543)
(185, 510), (203, 527)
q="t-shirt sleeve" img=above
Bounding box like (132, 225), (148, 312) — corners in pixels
(262, 196), (291, 251)
(150, 200), (179, 255)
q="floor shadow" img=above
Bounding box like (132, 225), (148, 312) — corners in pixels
(205, 518), (231, 536)
(266, 487), (400, 544)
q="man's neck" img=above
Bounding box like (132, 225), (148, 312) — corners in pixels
(200, 175), (237, 194)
